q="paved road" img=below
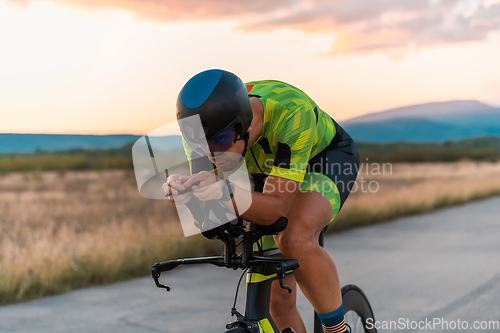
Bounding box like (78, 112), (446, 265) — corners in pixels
(1, 197), (500, 333)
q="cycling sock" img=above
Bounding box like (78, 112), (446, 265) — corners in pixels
(315, 301), (349, 333)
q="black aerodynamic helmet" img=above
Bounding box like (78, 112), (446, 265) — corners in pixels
(176, 69), (253, 152)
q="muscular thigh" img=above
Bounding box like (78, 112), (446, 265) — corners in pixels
(300, 173), (341, 223)
(255, 188), (333, 251)
(284, 189), (333, 238)
(252, 143), (359, 251)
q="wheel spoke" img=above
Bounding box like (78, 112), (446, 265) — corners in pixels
(345, 310), (364, 333)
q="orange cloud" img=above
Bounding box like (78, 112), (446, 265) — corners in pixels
(331, 28), (409, 55)
(10, 0), (288, 21)
(240, 0), (500, 56)
(12, 0), (500, 56)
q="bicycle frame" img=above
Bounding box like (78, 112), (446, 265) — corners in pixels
(240, 251), (287, 332)
(243, 230), (326, 333)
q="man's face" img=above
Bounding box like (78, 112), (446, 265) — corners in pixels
(206, 137), (246, 171)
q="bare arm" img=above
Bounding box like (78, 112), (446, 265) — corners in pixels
(235, 175), (300, 225)
(180, 171), (301, 226)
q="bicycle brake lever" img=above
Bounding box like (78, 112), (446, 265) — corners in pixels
(153, 274), (171, 291)
(152, 262), (176, 292)
(276, 259), (300, 293)
(276, 266), (292, 294)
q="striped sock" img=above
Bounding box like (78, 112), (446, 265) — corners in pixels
(315, 301), (349, 333)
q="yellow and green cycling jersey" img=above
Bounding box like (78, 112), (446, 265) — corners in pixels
(245, 81), (356, 251)
(244, 80), (336, 182)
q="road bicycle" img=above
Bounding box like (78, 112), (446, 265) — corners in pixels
(156, 173), (376, 333)
(152, 216), (376, 333)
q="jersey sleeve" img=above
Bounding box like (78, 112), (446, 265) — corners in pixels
(269, 103), (317, 182)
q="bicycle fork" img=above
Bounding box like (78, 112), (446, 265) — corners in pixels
(226, 262), (297, 333)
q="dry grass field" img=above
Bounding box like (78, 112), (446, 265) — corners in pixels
(332, 160), (500, 231)
(0, 170), (219, 304)
(1, 161), (500, 304)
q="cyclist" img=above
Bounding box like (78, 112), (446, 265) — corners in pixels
(164, 69), (359, 333)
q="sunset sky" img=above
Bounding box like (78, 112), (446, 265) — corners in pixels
(1, 0), (500, 135)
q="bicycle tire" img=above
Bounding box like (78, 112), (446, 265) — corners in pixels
(342, 285), (377, 333)
(313, 285), (377, 333)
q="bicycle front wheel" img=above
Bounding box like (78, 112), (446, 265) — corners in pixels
(342, 285), (377, 333)
(313, 285), (376, 333)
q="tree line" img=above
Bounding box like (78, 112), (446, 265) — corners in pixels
(1, 137), (499, 172)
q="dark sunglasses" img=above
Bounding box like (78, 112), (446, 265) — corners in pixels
(202, 117), (243, 155)
(206, 127), (238, 153)
(181, 116), (243, 156)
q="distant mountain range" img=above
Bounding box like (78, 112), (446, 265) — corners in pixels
(341, 100), (500, 142)
(2, 100), (500, 153)
(0, 134), (141, 154)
